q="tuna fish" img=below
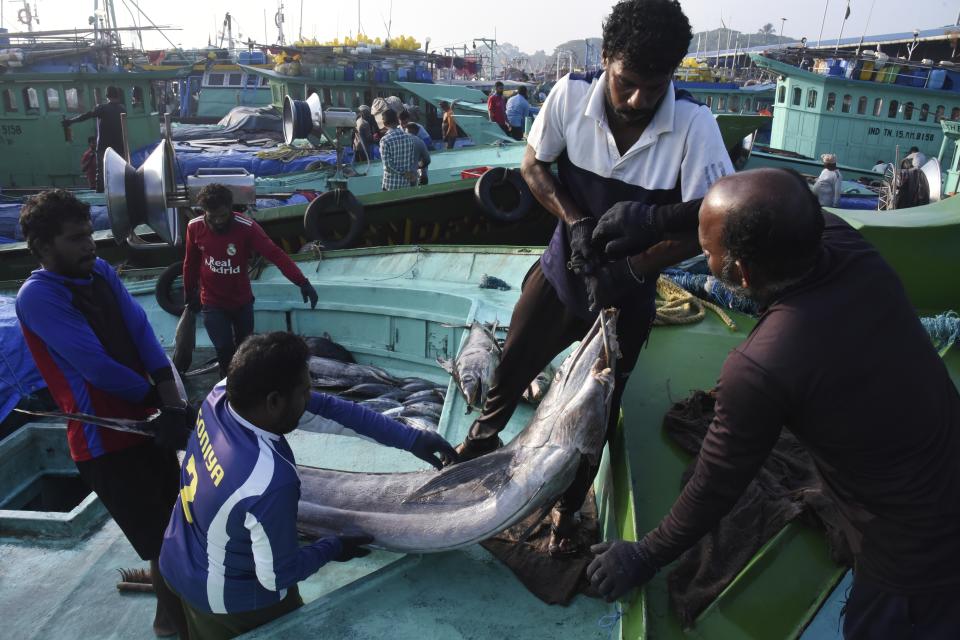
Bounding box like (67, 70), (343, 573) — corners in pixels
(296, 310), (620, 553)
(438, 322), (502, 412)
(342, 383), (398, 399)
(397, 415), (439, 432)
(305, 333), (356, 363)
(404, 389), (445, 404)
(309, 357), (400, 389)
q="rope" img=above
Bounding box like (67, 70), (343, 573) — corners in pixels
(254, 145), (326, 162)
(655, 276), (738, 331)
(663, 268), (759, 316)
(921, 311), (960, 356)
(597, 603), (624, 640)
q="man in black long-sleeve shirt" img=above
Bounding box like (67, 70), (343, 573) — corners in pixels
(63, 86), (126, 192)
(587, 168), (960, 638)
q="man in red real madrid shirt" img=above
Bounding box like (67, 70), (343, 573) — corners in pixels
(183, 184), (319, 376)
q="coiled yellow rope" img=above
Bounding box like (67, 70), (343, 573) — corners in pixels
(655, 276), (738, 331)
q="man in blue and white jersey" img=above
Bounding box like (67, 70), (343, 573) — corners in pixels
(450, 0), (734, 556)
(160, 332), (456, 639)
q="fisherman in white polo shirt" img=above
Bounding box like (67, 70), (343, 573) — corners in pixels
(449, 0), (733, 556)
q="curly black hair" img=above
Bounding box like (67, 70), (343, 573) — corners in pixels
(19, 189), (91, 258)
(721, 169), (824, 284)
(227, 332), (310, 410)
(602, 0), (692, 74)
(196, 183), (234, 212)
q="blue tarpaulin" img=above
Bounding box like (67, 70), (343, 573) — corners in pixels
(131, 142), (350, 181)
(0, 203), (110, 242)
(0, 296), (46, 422)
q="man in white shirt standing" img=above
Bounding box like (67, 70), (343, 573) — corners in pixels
(813, 153), (842, 207)
(448, 0), (733, 556)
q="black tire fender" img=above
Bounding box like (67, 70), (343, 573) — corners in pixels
(303, 189), (365, 250)
(473, 167), (533, 223)
(156, 261), (185, 317)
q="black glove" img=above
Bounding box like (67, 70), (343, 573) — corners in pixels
(185, 290), (201, 313)
(593, 199), (704, 260)
(586, 540), (659, 602)
(332, 533), (374, 562)
(583, 259), (646, 313)
(409, 429), (459, 470)
(153, 405), (196, 450)
(300, 282), (319, 309)
(567, 217), (597, 271)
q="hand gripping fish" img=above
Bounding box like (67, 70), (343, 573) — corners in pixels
(296, 309), (620, 553)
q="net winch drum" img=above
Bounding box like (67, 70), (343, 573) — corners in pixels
(186, 168), (256, 206)
(919, 158), (942, 204)
(283, 93), (357, 143)
(103, 142), (179, 246)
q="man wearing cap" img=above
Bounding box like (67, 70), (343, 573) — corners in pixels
(813, 153), (842, 207)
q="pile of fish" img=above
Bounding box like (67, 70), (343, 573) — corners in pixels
(307, 355), (446, 432)
(296, 309), (620, 553)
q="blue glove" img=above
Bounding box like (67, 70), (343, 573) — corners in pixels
(409, 429), (458, 469)
(586, 540), (659, 602)
(300, 282), (319, 309)
(331, 533), (374, 562)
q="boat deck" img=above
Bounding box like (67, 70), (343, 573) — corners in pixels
(5, 240), (948, 638)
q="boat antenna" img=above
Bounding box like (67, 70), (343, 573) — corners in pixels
(298, 0), (303, 41)
(118, 0), (144, 50)
(853, 0), (874, 56)
(833, 0), (851, 54)
(124, 0), (183, 56)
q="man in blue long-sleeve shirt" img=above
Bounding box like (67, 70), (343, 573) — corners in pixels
(16, 189), (192, 638)
(504, 86), (539, 141)
(160, 332), (456, 639)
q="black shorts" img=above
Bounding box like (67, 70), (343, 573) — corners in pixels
(76, 443), (180, 560)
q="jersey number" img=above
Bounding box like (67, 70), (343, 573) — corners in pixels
(180, 455), (199, 523)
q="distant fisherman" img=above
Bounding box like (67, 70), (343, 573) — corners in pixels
(813, 153), (842, 207)
(487, 81), (509, 135)
(587, 169), (960, 638)
(16, 190), (193, 638)
(450, 0), (733, 556)
(159, 332), (456, 639)
(379, 109), (419, 191)
(183, 184), (319, 377)
(505, 86), (539, 141)
(62, 85), (126, 193)
(405, 122), (432, 185)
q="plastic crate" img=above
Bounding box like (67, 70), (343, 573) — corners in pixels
(461, 166), (492, 180)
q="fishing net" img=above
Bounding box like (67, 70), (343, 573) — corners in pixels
(662, 391), (852, 627)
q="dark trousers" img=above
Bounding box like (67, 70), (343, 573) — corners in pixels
(843, 574), (960, 639)
(507, 124), (524, 141)
(467, 262), (654, 514)
(202, 302), (255, 376)
(170, 581), (302, 640)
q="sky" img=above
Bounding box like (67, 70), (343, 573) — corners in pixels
(2, 0), (957, 55)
